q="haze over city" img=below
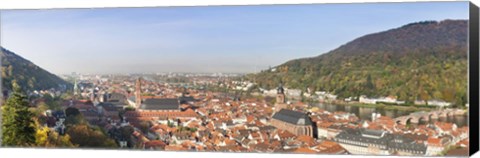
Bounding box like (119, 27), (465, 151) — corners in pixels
(1, 2), (468, 75)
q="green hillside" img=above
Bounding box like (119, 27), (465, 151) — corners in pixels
(1, 47), (72, 91)
(249, 20), (468, 106)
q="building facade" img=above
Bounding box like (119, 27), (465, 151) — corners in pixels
(274, 86), (288, 113)
(270, 85), (314, 137)
(270, 109), (314, 137)
(335, 128), (427, 156)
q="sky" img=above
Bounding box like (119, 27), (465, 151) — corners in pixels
(0, 2), (469, 75)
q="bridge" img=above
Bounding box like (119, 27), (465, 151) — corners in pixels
(394, 109), (466, 125)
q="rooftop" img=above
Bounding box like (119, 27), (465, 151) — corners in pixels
(140, 98), (180, 110)
(272, 109), (312, 126)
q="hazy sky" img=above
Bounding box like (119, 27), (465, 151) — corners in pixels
(0, 2), (469, 75)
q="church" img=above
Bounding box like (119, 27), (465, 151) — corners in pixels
(133, 77), (182, 112)
(124, 78), (197, 123)
(270, 85), (315, 137)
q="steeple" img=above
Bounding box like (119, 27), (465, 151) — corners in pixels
(276, 84), (285, 104)
(182, 85), (188, 97)
(73, 78), (79, 99)
(274, 84), (287, 113)
(135, 77), (142, 108)
(277, 84), (285, 95)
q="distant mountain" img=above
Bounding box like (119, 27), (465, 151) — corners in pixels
(250, 20), (468, 106)
(1, 47), (71, 91)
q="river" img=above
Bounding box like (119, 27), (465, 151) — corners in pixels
(315, 103), (469, 127)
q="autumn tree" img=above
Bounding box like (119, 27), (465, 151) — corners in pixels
(66, 124), (118, 148)
(35, 125), (76, 148)
(31, 101), (49, 117)
(64, 107), (84, 126)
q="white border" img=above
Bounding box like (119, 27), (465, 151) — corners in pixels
(0, 0), (478, 158)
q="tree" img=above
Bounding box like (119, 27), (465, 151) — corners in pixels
(118, 126), (135, 147)
(442, 88), (456, 102)
(31, 101), (49, 117)
(419, 90), (430, 106)
(64, 114), (85, 126)
(35, 125), (75, 148)
(189, 127), (198, 132)
(43, 94), (61, 110)
(365, 74), (375, 90)
(124, 106), (136, 111)
(139, 121), (151, 134)
(1, 81), (36, 146)
(120, 126), (134, 139)
(167, 120), (175, 128)
(65, 107), (80, 117)
(64, 107), (84, 126)
(66, 124), (118, 148)
(36, 102), (49, 115)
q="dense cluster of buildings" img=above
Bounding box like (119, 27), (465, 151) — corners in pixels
(32, 74), (468, 156)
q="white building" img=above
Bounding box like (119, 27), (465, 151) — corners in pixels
(414, 100), (452, 107)
(359, 95), (405, 105)
(286, 89), (302, 98)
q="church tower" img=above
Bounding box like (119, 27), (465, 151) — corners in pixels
(276, 85), (285, 104)
(73, 78), (79, 99)
(274, 85), (287, 112)
(135, 77), (142, 108)
(182, 85), (188, 97)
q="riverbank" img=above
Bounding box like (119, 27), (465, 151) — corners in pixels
(311, 100), (469, 127)
(328, 101), (440, 112)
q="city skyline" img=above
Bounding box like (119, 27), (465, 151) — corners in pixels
(1, 2), (469, 75)
(0, 2), (473, 156)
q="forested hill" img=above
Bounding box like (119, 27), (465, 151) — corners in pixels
(249, 20), (468, 106)
(1, 47), (71, 91)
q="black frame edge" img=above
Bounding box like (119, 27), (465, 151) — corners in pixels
(469, 1), (480, 156)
